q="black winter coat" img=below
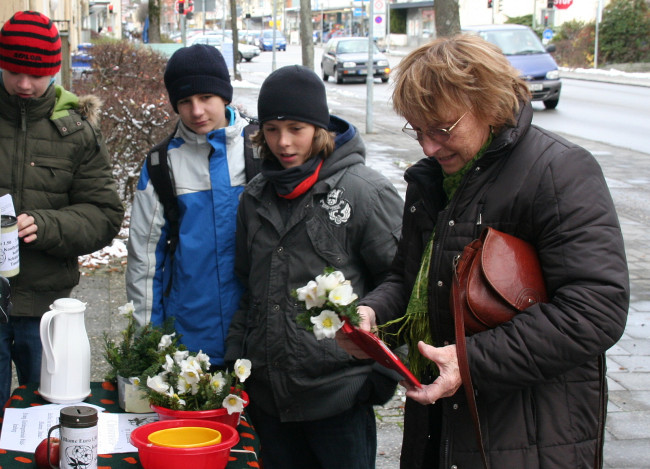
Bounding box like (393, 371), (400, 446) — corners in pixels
(226, 116), (403, 422)
(361, 102), (629, 469)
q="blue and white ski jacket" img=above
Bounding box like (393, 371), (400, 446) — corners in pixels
(126, 106), (248, 365)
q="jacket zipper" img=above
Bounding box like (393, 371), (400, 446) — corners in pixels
(13, 101), (29, 211)
(430, 164), (480, 468)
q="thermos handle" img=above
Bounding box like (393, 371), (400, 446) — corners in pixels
(47, 424), (60, 469)
(40, 309), (58, 374)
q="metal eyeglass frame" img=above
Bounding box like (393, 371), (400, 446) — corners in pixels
(402, 110), (470, 143)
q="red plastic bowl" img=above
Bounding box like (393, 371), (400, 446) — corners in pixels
(150, 391), (249, 428)
(130, 419), (239, 469)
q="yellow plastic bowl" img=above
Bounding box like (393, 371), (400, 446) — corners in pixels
(147, 426), (222, 448)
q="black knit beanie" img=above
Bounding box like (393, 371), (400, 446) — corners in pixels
(164, 44), (233, 113)
(257, 65), (329, 129)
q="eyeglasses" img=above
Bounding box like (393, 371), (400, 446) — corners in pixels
(401, 110), (469, 143)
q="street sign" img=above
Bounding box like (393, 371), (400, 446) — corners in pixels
(554, 0), (573, 9)
(543, 28), (554, 41)
(374, 0), (386, 14)
(373, 14), (385, 38)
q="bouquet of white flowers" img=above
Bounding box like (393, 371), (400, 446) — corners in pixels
(142, 332), (251, 414)
(294, 268), (360, 340)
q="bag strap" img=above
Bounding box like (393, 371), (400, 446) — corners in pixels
(146, 133), (177, 296)
(452, 248), (490, 469)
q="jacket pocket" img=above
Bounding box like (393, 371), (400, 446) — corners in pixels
(29, 155), (75, 192)
(242, 300), (262, 357)
(305, 217), (348, 268)
(523, 388), (538, 445)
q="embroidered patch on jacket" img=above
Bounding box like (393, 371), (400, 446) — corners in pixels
(320, 188), (352, 225)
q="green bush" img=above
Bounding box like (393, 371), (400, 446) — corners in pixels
(600, 0), (650, 64)
(505, 15), (533, 28)
(552, 21), (595, 68)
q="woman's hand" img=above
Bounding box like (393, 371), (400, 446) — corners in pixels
(335, 305), (377, 359)
(402, 341), (462, 405)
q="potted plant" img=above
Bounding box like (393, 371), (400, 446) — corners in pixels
(103, 302), (181, 413)
(142, 334), (251, 428)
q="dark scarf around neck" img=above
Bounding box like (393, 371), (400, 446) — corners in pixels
(261, 156), (324, 199)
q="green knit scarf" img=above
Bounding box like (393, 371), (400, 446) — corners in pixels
(381, 136), (493, 381)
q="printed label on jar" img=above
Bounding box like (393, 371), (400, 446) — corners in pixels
(0, 215), (19, 278)
(59, 426), (98, 469)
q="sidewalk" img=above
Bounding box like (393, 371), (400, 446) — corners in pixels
(385, 45), (650, 88)
(70, 73), (649, 468)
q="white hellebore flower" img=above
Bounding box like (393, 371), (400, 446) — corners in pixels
(310, 309), (343, 340)
(173, 349), (190, 364)
(296, 280), (325, 309)
(222, 393), (246, 415)
(147, 374), (170, 394)
(185, 355), (204, 374)
(328, 283), (358, 307)
(196, 350), (211, 368)
(315, 271), (346, 298)
(162, 354), (175, 374)
(180, 359), (202, 387)
(210, 372), (226, 393)
(117, 301), (135, 316)
(234, 359), (252, 383)
(176, 375), (191, 395)
(157, 332), (176, 351)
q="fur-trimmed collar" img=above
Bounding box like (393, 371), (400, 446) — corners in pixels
(77, 94), (102, 126)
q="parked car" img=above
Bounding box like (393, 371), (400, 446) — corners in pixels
(258, 29), (287, 51)
(242, 30), (261, 45)
(462, 24), (561, 109)
(320, 37), (390, 84)
(189, 34), (260, 62)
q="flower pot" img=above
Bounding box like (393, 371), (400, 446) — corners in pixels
(117, 375), (152, 413)
(150, 391), (249, 428)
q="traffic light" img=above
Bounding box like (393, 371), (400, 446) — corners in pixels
(547, 0), (554, 8)
(108, 4), (114, 14)
(544, 14), (549, 26)
(178, 0), (185, 14)
(487, 0), (493, 8)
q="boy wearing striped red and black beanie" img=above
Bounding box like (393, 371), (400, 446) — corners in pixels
(0, 11), (124, 413)
(0, 10), (62, 77)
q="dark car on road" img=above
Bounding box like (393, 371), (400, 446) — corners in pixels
(321, 37), (390, 84)
(463, 24), (561, 109)
(258, 30), (287, 51)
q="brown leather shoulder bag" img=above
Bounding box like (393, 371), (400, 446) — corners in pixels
(451, 227), (547, 469)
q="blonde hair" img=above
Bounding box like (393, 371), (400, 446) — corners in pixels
(251, 126), (336, 162)
(392, 34), (531, 132)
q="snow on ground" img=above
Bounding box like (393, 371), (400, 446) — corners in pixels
(561, 66), (650, 79)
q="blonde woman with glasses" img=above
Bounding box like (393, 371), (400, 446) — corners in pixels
(338, 34), (629, 469)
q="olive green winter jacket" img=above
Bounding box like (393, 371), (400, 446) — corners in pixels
(0, 80), (124, 317)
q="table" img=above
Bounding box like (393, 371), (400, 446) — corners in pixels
(0, 382), (261, 468)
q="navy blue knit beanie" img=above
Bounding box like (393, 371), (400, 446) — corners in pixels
(164, 44), (233, 112)
(257, 65), (329, 129)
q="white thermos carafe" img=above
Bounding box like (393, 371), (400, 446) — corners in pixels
(39, 298), (91, 404)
